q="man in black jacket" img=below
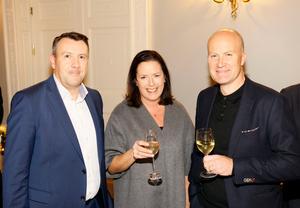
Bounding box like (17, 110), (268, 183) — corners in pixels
(281, 84), (300, 208)
(189, 28), (300, 208)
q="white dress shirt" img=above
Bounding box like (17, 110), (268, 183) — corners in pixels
(54, 75), (100, 200)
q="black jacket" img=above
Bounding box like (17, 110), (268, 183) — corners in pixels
(281, 84), (300, 207)
(189, 78), (300, 208)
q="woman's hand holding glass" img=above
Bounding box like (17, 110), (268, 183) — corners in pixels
(131, 129), (162, 186)
(132, 140), (154, 160)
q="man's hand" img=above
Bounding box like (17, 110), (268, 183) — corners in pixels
(203, 155), (233, 176)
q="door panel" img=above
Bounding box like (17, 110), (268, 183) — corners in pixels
(88, 28), (130, 123)
(5, 0), (149, 123)
(31, 0), (82, 84)
(84, 0), (130, 123)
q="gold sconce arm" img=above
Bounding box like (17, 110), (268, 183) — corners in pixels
(213, 0), (250, 19)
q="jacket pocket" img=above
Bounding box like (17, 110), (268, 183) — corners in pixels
(29, 186), (50, 204)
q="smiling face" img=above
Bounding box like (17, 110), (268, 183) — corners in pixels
(50, 37), (89, 98)
(135, 61), (165, 105)
(208, 30), (246, 95)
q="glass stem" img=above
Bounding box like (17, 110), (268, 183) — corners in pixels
(152, 157), (155, 172)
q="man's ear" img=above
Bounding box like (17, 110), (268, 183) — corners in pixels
(49, 54), (56, 69)
(241, 53), (246, 66)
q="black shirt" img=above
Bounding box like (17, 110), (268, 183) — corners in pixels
(200, 84), (244, 208)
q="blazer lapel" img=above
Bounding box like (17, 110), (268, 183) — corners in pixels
(46, 76), (84, 162)
(228, 79), (255, 156)
(205, 88), (218, 128)
(196, 86), (218, 128)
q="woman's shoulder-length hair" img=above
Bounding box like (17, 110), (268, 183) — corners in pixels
(125, 50), (174, 107)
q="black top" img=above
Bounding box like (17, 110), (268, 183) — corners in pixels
(200, 84), (244, 208)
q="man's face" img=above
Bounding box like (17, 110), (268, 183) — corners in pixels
(207, 31), (246, 94)
(50, 38), (89, 94)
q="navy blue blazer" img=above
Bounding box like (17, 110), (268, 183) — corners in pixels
(189, 78), (300, 208)
(3, 76), (112, 208)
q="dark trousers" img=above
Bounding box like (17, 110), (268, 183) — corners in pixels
(85, 189), (105, 208)
(283, 181), (300, 208)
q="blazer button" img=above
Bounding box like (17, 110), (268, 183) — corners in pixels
(82, 169), (86, 174)
(81, 196), (85, 201)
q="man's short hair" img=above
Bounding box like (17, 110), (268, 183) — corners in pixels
(52, 32), (89, 55)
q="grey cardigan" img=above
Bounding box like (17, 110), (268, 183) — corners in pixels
(105, 100), (194, 208)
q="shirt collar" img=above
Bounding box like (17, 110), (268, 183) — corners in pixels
(217, 83), (244, 104)
(53, 74), (88, 102)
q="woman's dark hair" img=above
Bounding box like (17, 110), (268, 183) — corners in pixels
(126, 50), (174, 107)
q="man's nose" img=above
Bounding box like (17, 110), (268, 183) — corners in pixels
(72, 57), (80, 67)
(217, 56), (224, 67)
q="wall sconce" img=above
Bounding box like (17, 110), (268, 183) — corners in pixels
(213, 0), (250, 19)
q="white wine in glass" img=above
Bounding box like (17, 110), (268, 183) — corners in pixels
(147, 141), (160, 155)
(196, 128), (217, 178)
(196, 139), (215, 155)
(145, 129), (162, 186)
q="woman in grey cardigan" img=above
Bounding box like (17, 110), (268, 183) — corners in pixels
(105, 50), (194, 208)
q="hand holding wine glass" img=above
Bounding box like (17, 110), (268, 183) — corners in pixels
(196, 128), (217, 178)
(132, 140), (154, 160)
(145, 129), (162, 185)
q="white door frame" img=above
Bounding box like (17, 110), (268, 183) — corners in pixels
(129, 0), (152, 57)
(2, 0), (151, 112)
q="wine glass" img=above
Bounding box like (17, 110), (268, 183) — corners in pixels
(145, 129), (162, 186)
(196, 128), (217, 178)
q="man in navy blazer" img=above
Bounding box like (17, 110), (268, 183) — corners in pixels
(189, 29), (300, 208)
(281, 84), (300, 208)
(3, 32), (112, 208)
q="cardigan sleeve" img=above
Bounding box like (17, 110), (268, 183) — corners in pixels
(180, 105), (195, 176)
(104, 109), (129, 178)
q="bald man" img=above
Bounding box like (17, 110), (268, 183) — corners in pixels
(189, 29), (300, 208)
